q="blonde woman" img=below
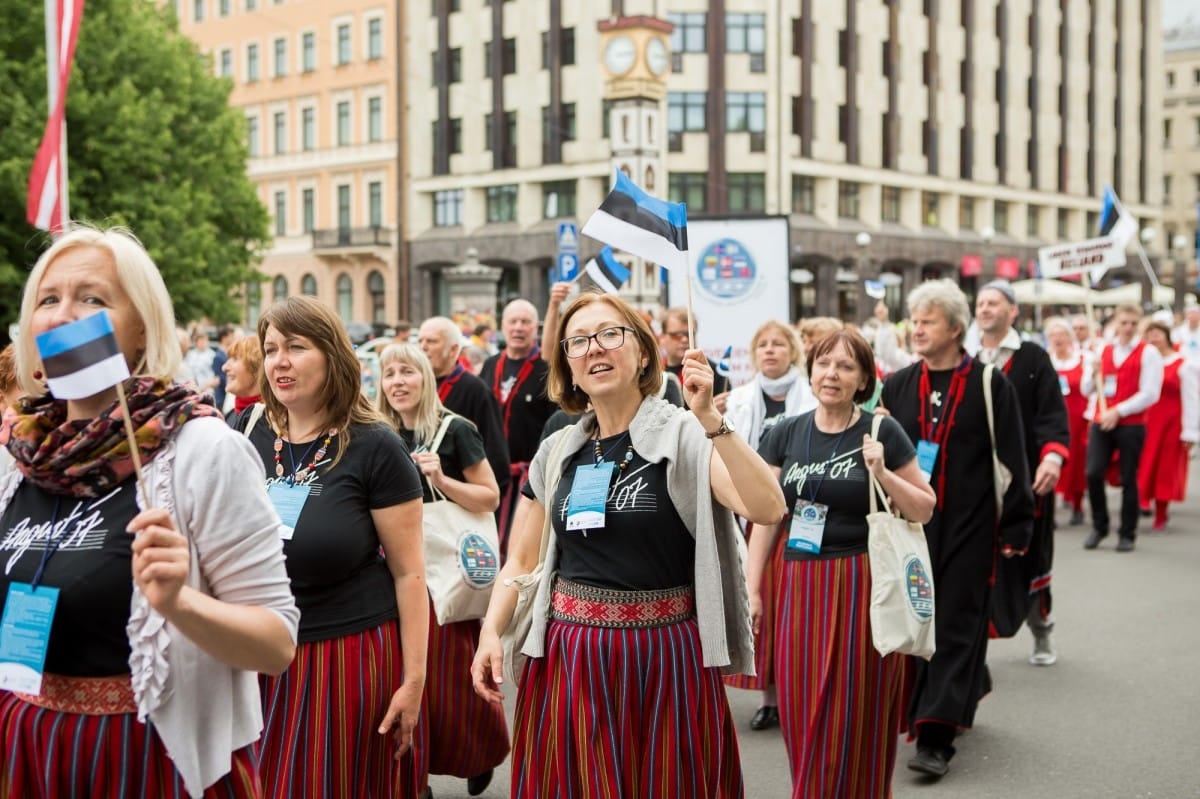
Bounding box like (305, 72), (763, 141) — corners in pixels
(377, 343), (509, 797)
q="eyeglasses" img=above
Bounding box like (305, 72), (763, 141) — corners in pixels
(663, 330), (689, 341)
(561, 326), (635, 359)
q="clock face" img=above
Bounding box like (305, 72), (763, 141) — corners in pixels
(604, 35), (636, 76)
(646, 37), (668, 76)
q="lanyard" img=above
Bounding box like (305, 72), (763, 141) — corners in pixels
(285, 437), (325, 484)
(30, 497), (65, 591)
(593, 431), (630, 468)
(803, 410), (854, 503)
(492, 348), (540, 437)
(437, 363), (465, 403)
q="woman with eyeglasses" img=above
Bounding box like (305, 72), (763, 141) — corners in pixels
(470, 292), (785, 798)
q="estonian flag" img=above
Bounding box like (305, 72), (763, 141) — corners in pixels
(583, 247), (631, 295)
(582, 171), (689, 272)
(35, 311), (130, 400)
(1098, 185), (1137, 249)
(716, 346), (732, 379)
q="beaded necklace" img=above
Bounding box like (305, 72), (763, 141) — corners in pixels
(274, 427), (337, 483)
(593, 430), (634, 471)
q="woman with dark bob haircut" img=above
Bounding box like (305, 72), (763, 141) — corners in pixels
(747, 328), (935, 798)
(471, 291), (786, 797)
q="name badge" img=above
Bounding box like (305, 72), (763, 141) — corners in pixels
(787, 499), (827, 554)
(1103, 375), (1117, 398)
(1058, 375), (1070, 396)
(0, 583), (60, 695)
(566, 462), (614, 532)
(267, 482), (311, 540)
(916, 440), (940, 482)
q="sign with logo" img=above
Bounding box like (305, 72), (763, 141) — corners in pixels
(457, 532), (499, 589)
(1038, 236), (1127, 281)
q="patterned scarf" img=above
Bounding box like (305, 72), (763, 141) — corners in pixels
(0, 378), (223, 497)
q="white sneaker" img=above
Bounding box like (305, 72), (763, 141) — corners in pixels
(1029, 630), (1057, 666)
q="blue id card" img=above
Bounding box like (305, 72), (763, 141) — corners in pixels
(787, 499), (827, 554)
(566, 462), (614, 531)
(0, 583), (60, 695)
(1103, 375), (1117, 398)
(1058, 375), (1070, 396)
(267, 482), (310, 540)
(916, 440), (940, 482)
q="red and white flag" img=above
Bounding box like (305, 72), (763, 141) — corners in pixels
(27, 0), (86, 233)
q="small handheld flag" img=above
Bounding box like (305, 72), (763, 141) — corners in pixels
(716, 346), (732, 379)
(1097, 185), (1137, 249)
(583, 247), (631, 295)
(864, 279), (886, 300)
(35, 311), (129, 400)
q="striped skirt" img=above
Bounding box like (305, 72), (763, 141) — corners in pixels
(724, 527), (786, 692)
(774, 552), (906, 799)
(0, 681), (260, 799)
(258, 619), (428, 799)
(511, 580), (743, 798)
(425, 603), (511, 777)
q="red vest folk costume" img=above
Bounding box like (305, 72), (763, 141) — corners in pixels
(1098, 341), (1147, 426)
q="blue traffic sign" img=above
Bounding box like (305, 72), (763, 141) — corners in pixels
(557, 252), (580, 282)
(557, 222), (579, 253)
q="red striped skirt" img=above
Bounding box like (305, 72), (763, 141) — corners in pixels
(0, 682), (260, 799)
(724, 527), (786, 691)
(424, 603), (510, 777)
(511, 580), (743, 798)
(257, 619), (428, 798)
(774, 552), (906, 799)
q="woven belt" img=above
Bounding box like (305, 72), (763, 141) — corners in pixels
(14, 673), (137, 716)
(551, 577), (694, 629)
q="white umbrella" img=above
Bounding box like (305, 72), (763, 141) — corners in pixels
(1009, 279), (1093, 306)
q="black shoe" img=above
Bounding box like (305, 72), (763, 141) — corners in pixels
(907, 746), (951, 778)
(1139, 507), (1152, 517)
(1115, 536), (1136, 552)
(748, 705), (779, 730)
(1069, 510), (1085, 526)
(467, 769), (494, 796)
(1084, 530), (1106, 549)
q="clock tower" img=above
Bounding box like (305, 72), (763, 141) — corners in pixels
(597, 16), (673, 310)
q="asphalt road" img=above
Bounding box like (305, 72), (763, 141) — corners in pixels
(430, 481), (1200, 798)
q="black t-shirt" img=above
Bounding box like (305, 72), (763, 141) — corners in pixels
(247, 419), (423, 642)
(398, 415), (488, 504)
(479, 353), (558, 464)
(0, 479), (139, 676)
(761, 392), (788, 436)
(758, 411), (916, 561)
(522, 435), (695, 590)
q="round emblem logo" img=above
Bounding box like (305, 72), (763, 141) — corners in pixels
(457, 532), (499, 589)
(903, 555), (934, 621)
(800, 505), (821, 523)
(695, 238), (758, 301)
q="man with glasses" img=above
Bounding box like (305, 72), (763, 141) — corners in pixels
(660, 307), (729, 411)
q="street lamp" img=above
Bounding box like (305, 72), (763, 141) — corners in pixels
(855, 232), (873, 323)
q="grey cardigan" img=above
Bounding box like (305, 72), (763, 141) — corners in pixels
(522, 396), (755, 675)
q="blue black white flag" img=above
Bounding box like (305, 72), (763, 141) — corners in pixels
(582, 171), (689, 272)
(1098, 185), (1138, 249)
(716, 346), (732, 378)
(583, 247), (631, 295)
(35, 311), (129, 400)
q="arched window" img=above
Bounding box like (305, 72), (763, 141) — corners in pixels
(337, 273), (353, 321)
(273, 275), (288, 303)
(301, 273), (318, 296)
(246, 281), (263, 328)
(367, 270), (386, 324)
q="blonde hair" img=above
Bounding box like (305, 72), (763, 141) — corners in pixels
(224, 335), (263, 396)
(750, 320), (803, 372)
(16, 225), (180, 397)
(377, 342), (443, 446)
(1042, 316), (1071, 340)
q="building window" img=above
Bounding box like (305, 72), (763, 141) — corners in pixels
(1027, 206), (1039, 239)
(727, 13), (765, 54)
(541, 27), (576, 68)
(336, 23), (351, 65)
(273, 275), (287, 302)
(336, 274), (353, 321)
(1057, 208), (1068, 240)
(1164, 175), (1172, 201)
(922, 192), (939, 226)
(368, 181), (383, 227)
(960, 197), (975, 230)
(273, 190), (286, 236)
(726, 92), (766, 132)
(368, 271), (386, 324)
(542, 180), (576, 218)
(668, 13), (706, 53)
(193, 0), (204, 23)
(219, 49), (232, 77)
(219, 0), (229, 15)
(301, 273), (317, 296)
(838, 181), (860, 219)
(368, 97), (383, 142)
(301, 107), (315, 150)
(484, 38), (517, 78)
(882, 186), (901, 223)
(367, 18), (383, 60)
(302, 188), (314, 233)
(449, 48), (462, 83)
(994, 200), (1009, 233)
(1164, 118), (1172, 148)
(792, 175), (815, 214)
(273, 111), (286, 154)
(668, 92), (706, 151)
(727, 173), (765, 213)
(246, 115), (259, 156)
(302, 32), (315, 72)
(434, 189), (463, 227)
(246, 281), (261, 328)
(668, 172), (707, 213)
(486, 184), (518, 223)
(246, 43), (259, 82)
(448, 118), (462, 154)
(336, 101), (351, 146)
(245, 0), (256, 9)
(337, 184), (351, 232)
(483, 111), (517, 167)
(273, 37), (286, 77)
(542, 103), (577, 157)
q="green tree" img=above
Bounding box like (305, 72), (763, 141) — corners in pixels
(0, 0), (269, 336)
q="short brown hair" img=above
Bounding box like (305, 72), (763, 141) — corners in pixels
(0, 344), (18, 402)
(806, 329), (877, 404)
(548, 292), (663, 414)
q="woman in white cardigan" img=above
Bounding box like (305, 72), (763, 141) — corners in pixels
(722, 318), (817, 731)
(0, 226), (298, 798)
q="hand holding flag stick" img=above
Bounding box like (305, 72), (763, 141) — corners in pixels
(34, 310), (149, 502)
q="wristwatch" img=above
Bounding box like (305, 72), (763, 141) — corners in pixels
(705, 417), (735, 439)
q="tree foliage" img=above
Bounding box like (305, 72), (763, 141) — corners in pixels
(0, 0), (269, 336)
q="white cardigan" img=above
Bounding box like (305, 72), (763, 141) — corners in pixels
(0, 417), (300, 798)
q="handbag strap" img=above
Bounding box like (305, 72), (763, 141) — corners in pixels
(240, 402), (264, 438)
(420, 413), (458, 503)
(867, 413), (894, 516)
(533, 429), (574, 570)
(982, 363), (1005, 508)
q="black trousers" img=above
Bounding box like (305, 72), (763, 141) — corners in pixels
(1085, 423), (1145, 540)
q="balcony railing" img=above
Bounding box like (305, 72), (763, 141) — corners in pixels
(312, 226), (393, 250)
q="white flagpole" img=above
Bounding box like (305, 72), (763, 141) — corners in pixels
(1111, 191), (1167, 306)
(43, 0), (69, 234)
